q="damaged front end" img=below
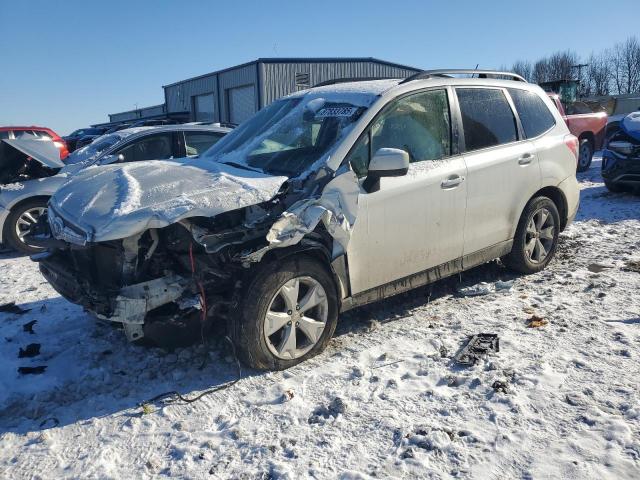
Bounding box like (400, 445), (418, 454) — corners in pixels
(34, 167), (357, 346)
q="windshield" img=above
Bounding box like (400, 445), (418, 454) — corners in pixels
(205, 94), (370, 177)
(65, 133), (122, 165)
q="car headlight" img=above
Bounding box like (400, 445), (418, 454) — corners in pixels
(608, 141), (635, 156)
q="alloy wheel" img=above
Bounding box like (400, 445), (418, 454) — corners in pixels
(15, 207), (46, 244)
(263, 276), (329, 360)
(524, 207), (556, 264)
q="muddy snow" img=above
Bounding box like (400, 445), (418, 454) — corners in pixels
(1, 158), (639, 479)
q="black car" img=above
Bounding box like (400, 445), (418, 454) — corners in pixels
(63, 127), (109, 152)
(601, 113), (640, 193)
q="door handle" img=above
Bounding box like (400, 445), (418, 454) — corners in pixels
(518, 153), (534, 165)
(441, 175), (464, 189)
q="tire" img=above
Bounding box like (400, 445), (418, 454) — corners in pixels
(229, 255), (339, 370)
(503, 196), (560, 274)
(604, 180), (624, 193)
(576, 138), (593, 172)
(3, 199), (48, 255)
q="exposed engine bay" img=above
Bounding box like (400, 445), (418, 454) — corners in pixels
(0, 141), (59, 185)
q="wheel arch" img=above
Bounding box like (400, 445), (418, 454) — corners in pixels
(579, 131), (595, 146)
(258, 230), (349, 303)
(1, 195), (50, 248)
(529, 186), (568, 231)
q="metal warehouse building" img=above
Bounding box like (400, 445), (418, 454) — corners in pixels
(105, 58), (419, 126)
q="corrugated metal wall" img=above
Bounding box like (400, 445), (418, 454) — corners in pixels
(260, 61), (419, 107)
(161, 59), (419, 124)
(164, 74), (219, 120)
(164, 63), (259, 122)
(109, 104), (166, 123)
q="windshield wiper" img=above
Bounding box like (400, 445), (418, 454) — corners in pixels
(220, 161), (263, 173)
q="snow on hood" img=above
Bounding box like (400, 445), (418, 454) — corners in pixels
(621, 112), (640, 142)
(2, 138), (64, 169)
(50, 158), (288, 243)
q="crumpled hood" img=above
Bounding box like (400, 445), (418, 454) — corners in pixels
(621, 112), (640, 142)
(50, 158), (288, 243)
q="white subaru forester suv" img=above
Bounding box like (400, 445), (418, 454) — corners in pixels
(36, 70), (580, 369)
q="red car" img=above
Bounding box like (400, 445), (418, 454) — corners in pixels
(546, 95), (607, 172)
(0, 126), (69, 160)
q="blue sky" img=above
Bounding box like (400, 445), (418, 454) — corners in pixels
(1, 0), (638, 135)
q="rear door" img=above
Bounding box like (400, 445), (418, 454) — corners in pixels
(346, 88), (468, 294)
(455, 87), (541, 257)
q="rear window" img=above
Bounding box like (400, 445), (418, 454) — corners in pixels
(508, 88), (556, 138)
(456, 88), (518, 151)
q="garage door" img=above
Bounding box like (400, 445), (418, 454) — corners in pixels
(228, 85), (255, 124)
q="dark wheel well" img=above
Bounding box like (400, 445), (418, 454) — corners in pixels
(579, 131), (595, 146)
(9, 196), (50, 214)
(530, 186), (568, 231)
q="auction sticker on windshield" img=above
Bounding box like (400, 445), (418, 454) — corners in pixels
(315, 106), (359, 118)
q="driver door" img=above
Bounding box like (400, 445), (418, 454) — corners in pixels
(346, 88), (468, 294)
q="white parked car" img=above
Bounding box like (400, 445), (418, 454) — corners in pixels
(0, 124), (229, 253)
(35, 70), (580, 369)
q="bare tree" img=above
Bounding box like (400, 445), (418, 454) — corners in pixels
(511, 60), (532, 81)
(547, 51), (580, 81)
(610, 36), (640, 94)
(584, 51), (611, 96)
(532, 58), (550, 84)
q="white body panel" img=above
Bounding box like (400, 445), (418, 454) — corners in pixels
(462, 140), (540, 255)
(347, 157), (467, 294)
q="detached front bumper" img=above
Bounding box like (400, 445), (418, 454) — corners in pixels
(602, 150), (640, 185)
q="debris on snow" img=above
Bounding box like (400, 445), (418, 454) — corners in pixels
(491, 380), (510, 394)
(623, 259), (640, 273)
(18, 343), (40, 358)
(527, 315), (548, 328)
(17, 366), (47, 375)
(0, 302), (30, 314)
(457, 280), (514, 297)
(22, 320), (37, 334)
(587, 263), (614, 273)
(454, 334), (500, 365)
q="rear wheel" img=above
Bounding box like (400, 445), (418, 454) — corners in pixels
(3, 199), (47, 254)
(504, 196), (560, 274)
(230, 256), (338, 370)
(577, 138), (593, 172)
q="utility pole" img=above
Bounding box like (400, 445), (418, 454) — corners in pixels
(571, 63), (588, 97)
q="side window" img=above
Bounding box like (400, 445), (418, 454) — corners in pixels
(508, 89), (556, 138)
(371, 89), (451, 164)
(116, 133), (173, 162)
(456, 88), (518, 151)
(184, 131), (223, 156)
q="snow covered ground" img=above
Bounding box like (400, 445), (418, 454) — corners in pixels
(1, 159), (639, 479)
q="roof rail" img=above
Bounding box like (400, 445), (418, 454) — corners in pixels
(313, 77), (397, 88)
(400, 69), (527, 84)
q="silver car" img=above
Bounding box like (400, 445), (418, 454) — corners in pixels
(0, 124), (230, 253)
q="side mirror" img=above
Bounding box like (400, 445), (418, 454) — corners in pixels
(100, 153), (125, 165)
(363, 148), (409, 192)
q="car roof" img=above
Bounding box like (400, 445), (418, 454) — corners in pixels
(0, 126), (55, 131)
(290, 75), (541, 101)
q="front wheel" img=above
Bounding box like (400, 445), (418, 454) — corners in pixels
(3, 199), (48, 254)
(503, 196), (560, 274)
(577, 138), (593, 172)
(230, 256), (339, 370)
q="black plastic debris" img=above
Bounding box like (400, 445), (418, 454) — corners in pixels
(491, 380), (509, 394)
(0, 302), (31, 315)
(18, 366), (47, 375)
(454, 334), (500, 365)
(18, 343), (41, 358)
(23, 320), (37, 334)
